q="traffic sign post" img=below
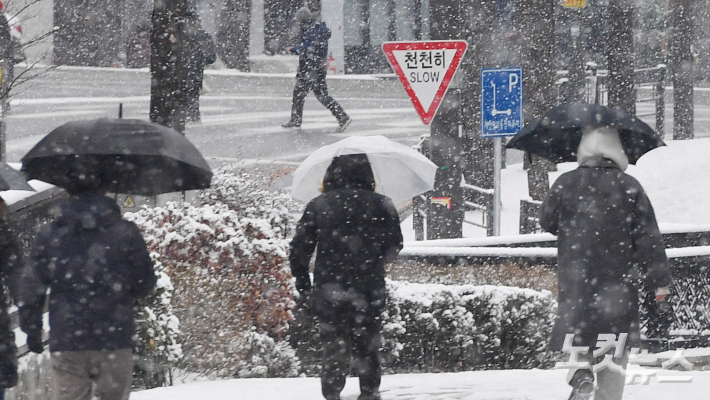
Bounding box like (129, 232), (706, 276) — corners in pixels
(383, 41), (468, 125)
(383, 40), (468, 240)
(481, 67), (523, 236)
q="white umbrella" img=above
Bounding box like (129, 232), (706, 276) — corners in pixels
(291, 135), (438, 205)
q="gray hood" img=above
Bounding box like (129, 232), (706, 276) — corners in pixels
(577, 126), (629, 171)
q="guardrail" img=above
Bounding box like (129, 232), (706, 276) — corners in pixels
(400, 226), (710, 351)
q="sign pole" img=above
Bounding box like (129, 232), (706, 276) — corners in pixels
(493, 137), (502, 236)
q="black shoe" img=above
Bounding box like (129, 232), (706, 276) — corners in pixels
(282, 120), (301, 128)
(336, 116), (352, 133)
(568, 370), (594, 400)
(357, 394), (381, 400)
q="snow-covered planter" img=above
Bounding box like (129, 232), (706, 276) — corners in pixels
(133, 253), (182, 388)
(126, 167), (299, 378)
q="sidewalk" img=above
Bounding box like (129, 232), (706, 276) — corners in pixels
(132, 369), (710, 400)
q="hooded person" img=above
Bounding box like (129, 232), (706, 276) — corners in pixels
(282, 7), (351, 133)
(17, 167), (156, 400)
(290, 154), (403, 400)
(539, 126), (672, 400)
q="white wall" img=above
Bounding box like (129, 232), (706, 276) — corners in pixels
(321, 0), (344, 74)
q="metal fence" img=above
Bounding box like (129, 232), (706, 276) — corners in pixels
(400, 228), (710, 350)
(1, 188), (67, 400)
(555, 63), (666, 137)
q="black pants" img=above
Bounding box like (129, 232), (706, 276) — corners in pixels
(319, 312), (381, 400)
(186, 67), (204, 121)
(290, 67), (347, 124)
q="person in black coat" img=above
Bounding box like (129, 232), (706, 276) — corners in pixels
(282, 7), (351, 132)
(17, 173), (156, 400)
(185, 19), (216, 123)
(290, 154), (403, 400)
(540, 127), (672, 400)
(0, 201), (22, 400)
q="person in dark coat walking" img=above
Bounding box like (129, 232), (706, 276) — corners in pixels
(540, 127), (672, 400)
(17, 171), (156, 400)
(0, 200), (22, 400)
(282, 7), (351, 132)
(290, 154), (403, 400)
(185, 18), (217, 123)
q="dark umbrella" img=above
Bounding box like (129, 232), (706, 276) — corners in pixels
(0, 163), (34, 192)
(21, 118), (212, 195)
(506, 103), (665, 164)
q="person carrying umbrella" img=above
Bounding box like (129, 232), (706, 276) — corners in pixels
(289, 154), (403, 400)
(535, 124), (672, 400)
(17, 162), (157, 400)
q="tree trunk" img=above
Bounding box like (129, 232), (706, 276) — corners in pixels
(518, 0), (557, 201)
(457, 0), (497, 189)
(264, 0), (302, 55)
(150, 0), (190, 133)
(217, 0), (251, 71)
(607, 0), (636, 115)
(670, 0), (695, 140)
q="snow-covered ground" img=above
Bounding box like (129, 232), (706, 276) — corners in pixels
(133, 369), (710, 400)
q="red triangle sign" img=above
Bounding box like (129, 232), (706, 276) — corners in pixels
(383, 41), (468, 125)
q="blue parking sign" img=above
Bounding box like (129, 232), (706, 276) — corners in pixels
(481, 67), (523, 137)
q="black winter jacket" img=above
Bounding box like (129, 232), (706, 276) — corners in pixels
(289, 155), (403, 319)
(290, 20), (331, 71)
(540, 156), (672, 351)
(18, 194), (156, 351)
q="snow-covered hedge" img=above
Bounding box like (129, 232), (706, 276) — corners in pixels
(133, 254), (182, 388)
(381, 280), (557, 372)
(126, 166), (300, 379)
(292, 280), (557, 375)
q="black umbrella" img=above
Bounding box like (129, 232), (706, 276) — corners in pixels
(506, 103), (665, 164)
(21, 118), (212, 195)
(0, 163), (34, 192)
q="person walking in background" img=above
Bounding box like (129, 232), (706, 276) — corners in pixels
(282, 7), (351, 132)
(289, 154), (403, 400)
(185, 15), (217, 123)
(539, 127), (672, 400)
(0, 199), (22, 400)
(17, 167), (156, 400)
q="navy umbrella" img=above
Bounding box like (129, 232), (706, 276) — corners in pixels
(506, 103), (665, 164)
(21, 118), (212, 195)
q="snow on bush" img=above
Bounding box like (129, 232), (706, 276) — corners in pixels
(126, 166), (300, 378)
(381, 280), (557, 372)
(133, 253), (183, 388)
(291, 280), (558, 374)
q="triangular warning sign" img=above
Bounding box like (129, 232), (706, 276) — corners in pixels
(123, 196), (135, 208)
(383, 40), (468, 125)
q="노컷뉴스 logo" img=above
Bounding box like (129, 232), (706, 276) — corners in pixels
(555, 333), (695, 385)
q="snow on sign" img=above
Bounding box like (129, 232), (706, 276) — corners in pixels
(383, 41), (468, 125)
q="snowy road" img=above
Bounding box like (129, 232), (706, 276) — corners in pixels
(3, 66), (426, 167)
(5, 66), (710, 171)
(132, 369), (710, 400)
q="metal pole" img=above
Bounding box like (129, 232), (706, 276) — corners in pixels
(493, 136), (502, 236)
